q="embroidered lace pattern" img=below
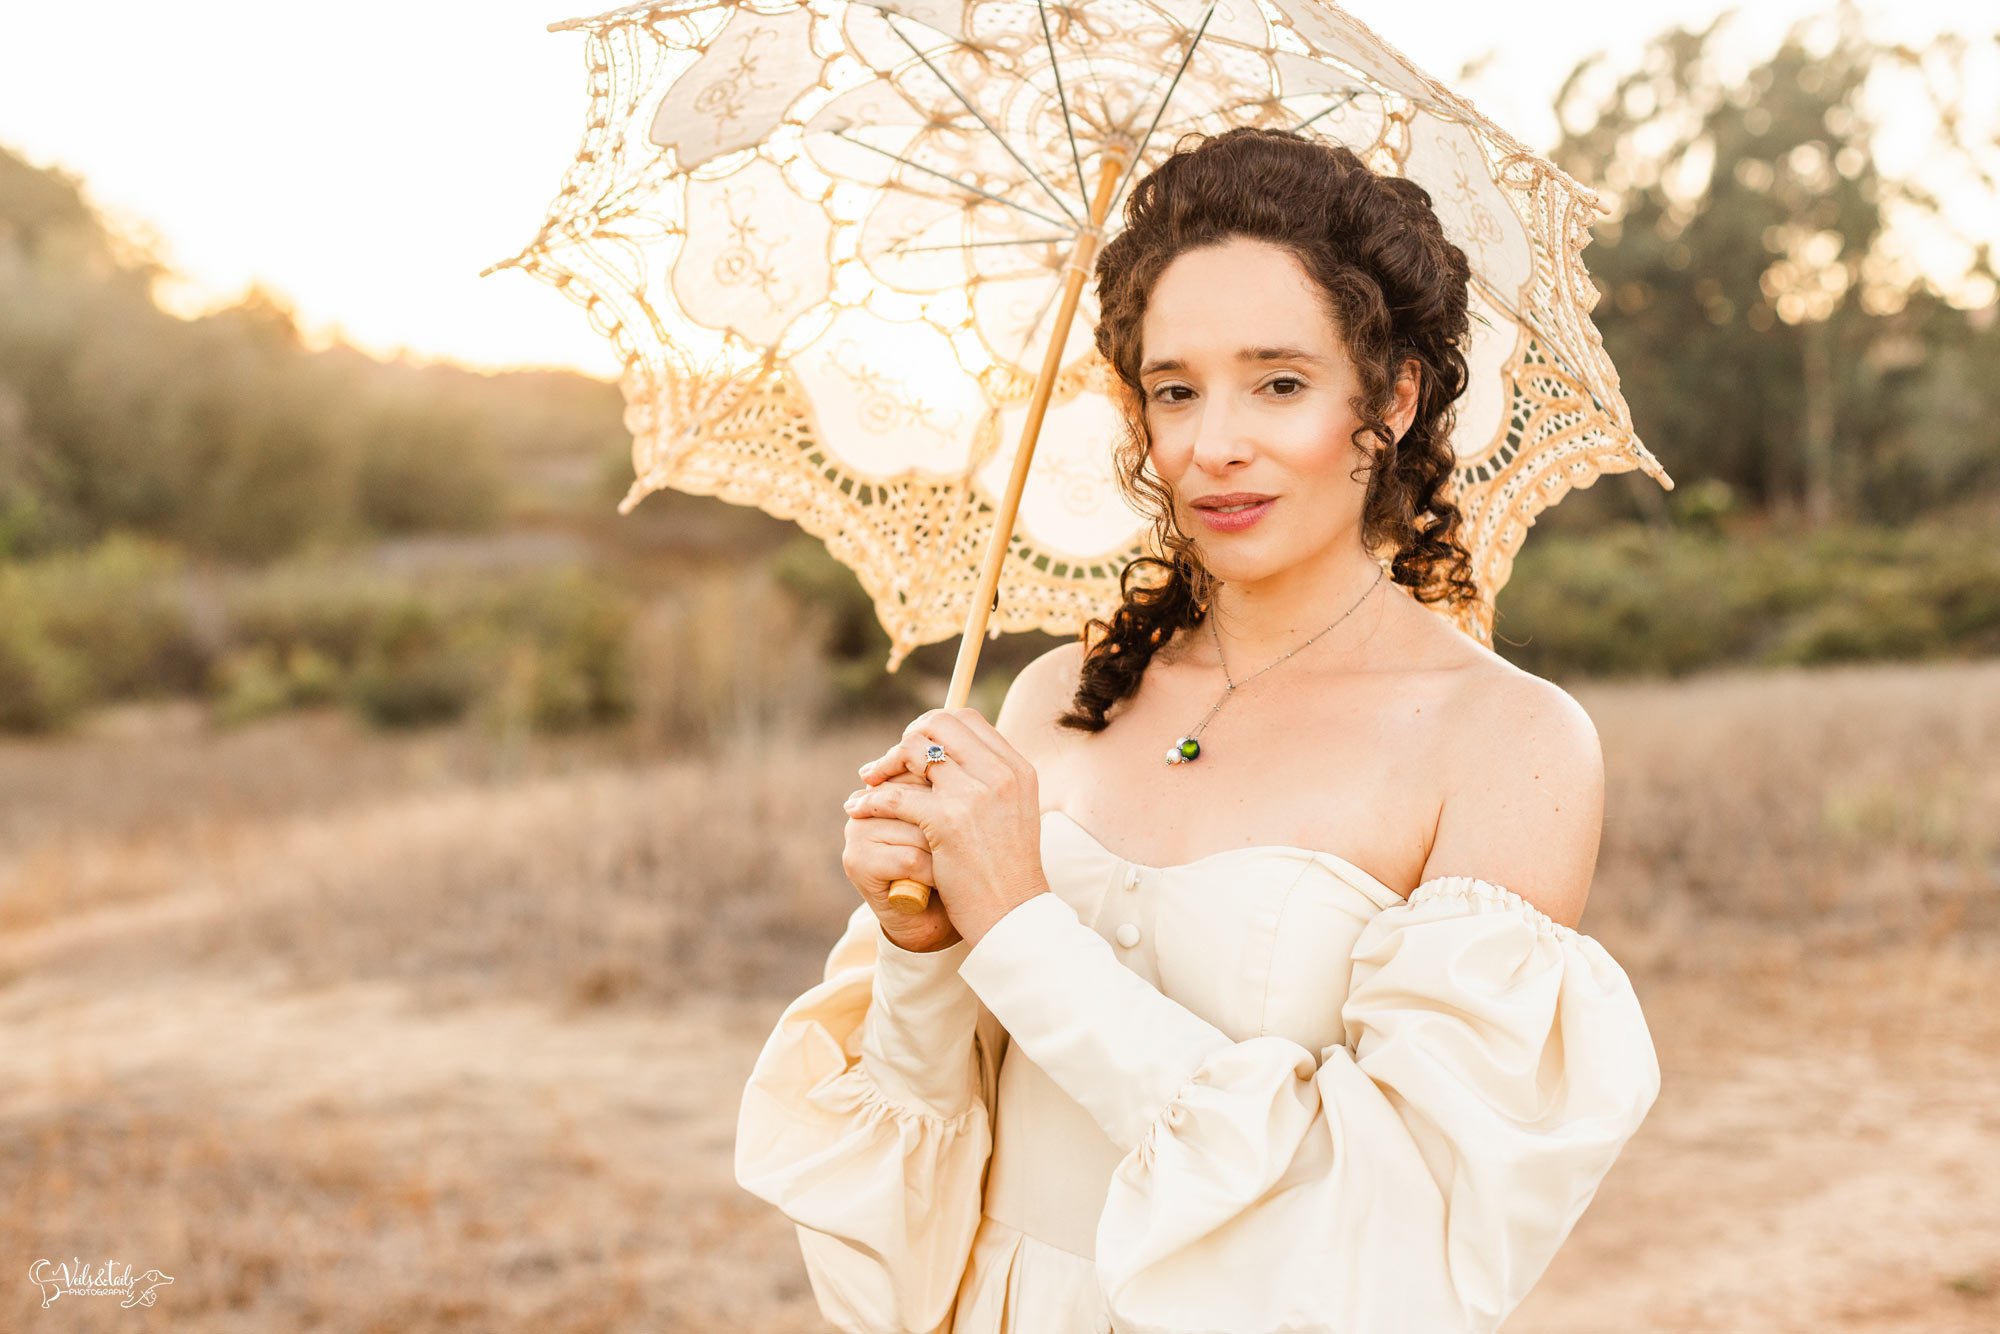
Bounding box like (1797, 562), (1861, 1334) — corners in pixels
(491, 0), (1675, 665)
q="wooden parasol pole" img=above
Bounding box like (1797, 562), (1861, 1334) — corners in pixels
(885, 142), (1132, 915)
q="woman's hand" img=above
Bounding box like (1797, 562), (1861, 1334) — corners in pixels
(847, 705), (1051, 949)
(841, 778), (962, 953)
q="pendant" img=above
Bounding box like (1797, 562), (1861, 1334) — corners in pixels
(1164, 736), (1202, 765)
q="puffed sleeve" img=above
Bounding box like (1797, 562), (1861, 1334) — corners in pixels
(735, 902), (1009, 1334)
(955, 878), (1661, 1334)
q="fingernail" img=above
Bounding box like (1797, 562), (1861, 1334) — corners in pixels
(856, 763), (872, 776)
(843, 793), (862, 811)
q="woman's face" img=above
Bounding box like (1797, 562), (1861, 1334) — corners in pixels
(1137, 235), (1415, 583)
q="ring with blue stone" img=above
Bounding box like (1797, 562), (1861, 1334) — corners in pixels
(919, 741), (948, 778)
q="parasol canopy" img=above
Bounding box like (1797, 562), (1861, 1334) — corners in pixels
(486, 0), (1674, 672)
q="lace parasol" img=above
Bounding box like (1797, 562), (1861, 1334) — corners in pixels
(486, 0), (1674, 672)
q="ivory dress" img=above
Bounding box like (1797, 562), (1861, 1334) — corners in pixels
(734, 807), (1662, 1333)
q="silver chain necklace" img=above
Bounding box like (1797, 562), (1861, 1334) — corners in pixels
(1166, 565), (1384, 766)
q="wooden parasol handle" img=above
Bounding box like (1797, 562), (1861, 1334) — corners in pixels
(885, 143), (1132, 916)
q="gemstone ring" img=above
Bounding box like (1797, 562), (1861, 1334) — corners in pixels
(919, 741), (948, 779)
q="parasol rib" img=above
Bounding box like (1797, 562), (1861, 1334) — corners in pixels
(887, 234), (1071, 254)
(882, 14), (1083, 225)
(1289, 86), (1364, 134)
(1036, 0), (1094, 207)
(829, 129), (1075, 231)
(1106, 2), (1220, 225)
(1149, 85), (1363, 138)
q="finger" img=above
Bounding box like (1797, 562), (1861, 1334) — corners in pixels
(858, 713), (950, 783)
(859, 705), (1017, 785)
(843, 798), (928, 845)
(934, 705), (1033, 778)
(857, 711), (965, 784)
(857, 742), (907, 784)
(844, 816), (933, 891)
(844, 777), (929, 825)
(893, 710), (1011, 788)
(874, 837), (934, 885)
(859, 759), (947, 792)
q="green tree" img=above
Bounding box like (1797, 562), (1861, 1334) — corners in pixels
(1550, 3), (2000, 526)
(0, 145), (516, 562)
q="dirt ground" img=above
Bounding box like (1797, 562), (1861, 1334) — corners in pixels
(2, 659), (1996, 1331)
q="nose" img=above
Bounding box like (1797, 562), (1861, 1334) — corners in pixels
(1188, 395), (1254, 473)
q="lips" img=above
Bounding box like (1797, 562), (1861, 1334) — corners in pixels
(1191, 494), (1276, 510)
(1190, 496), (1277, 531)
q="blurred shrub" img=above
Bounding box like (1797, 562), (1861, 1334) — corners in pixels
(211, 641), (342, 726)
(0, 613), (88, 732)
(1761, 522), (2000, 664)
(0, 146), (529, 563)
(768, 533), (938, 719)
(628, 558), (834, 750)
(203, 557), (634, 732)
(466, 565), (635, 734)
(1495, 524), (1764, 677)
(1496, 515), (2000, 680)
(344, 599), (485, 729)
(0, 530), (207, 730)
(1665, 477), (1736, 536)
(216, 556), (431, 667)
(0, 535), (647, 735)
(351, 394), (506, 535)
(11, 530), (209, 695)
(5, 513), (1992, 736)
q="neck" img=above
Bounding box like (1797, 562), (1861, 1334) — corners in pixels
(1200, 544), (1386, 675)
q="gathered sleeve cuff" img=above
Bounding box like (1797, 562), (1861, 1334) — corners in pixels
(956, 882), (1661, 1333)
(863, 917), (982, 1116)
(734, 903), (1007, 1334)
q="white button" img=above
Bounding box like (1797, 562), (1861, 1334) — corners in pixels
(1115, 922), (1141, 948)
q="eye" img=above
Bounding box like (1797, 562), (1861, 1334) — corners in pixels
(1148, 377), (1306, 404)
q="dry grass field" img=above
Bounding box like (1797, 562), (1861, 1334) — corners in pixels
(2, 658), (1997, 1332)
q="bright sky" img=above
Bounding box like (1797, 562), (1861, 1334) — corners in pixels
(0, 0), (1986, 379)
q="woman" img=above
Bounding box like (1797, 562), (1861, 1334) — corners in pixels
(734, 127), (1662, 1333)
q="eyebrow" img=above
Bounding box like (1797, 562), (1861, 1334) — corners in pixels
(1139, 346), (1330, 376)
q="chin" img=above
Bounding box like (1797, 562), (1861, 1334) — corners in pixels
(1192, 542), (1283, 583)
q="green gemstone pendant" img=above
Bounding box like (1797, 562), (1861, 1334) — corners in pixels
(1165, 736), (1201, 765)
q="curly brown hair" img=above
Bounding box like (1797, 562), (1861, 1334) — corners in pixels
(1055, 125), (1481, 733)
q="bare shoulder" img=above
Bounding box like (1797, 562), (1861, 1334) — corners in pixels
(993, 640), (1088, 772)
(1419, 655), (1607, 928)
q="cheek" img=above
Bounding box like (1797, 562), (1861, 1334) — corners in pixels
(1275, 423), (1373, 518)
(1312, 411), (1379, 478)
(1277, 412), (1357, 476)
